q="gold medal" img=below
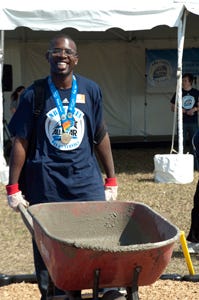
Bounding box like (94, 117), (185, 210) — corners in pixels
(61, 133), (71, 144)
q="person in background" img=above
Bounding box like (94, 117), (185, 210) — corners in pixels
(10, 85), (25, 115)
(170, 73), (199, 163)
(5, 34), (118, 299)
(187, 129), (199, 252)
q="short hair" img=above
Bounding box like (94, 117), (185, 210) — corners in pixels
(48, 34), (77, 53)
(182, 73), (194, 84)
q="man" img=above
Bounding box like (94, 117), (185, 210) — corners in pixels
(6, 34), (118, 299)
(170, 73), (199, 157)
(186, 129), (199, 253)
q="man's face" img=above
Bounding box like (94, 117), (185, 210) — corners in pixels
(46, 37), (78, 76)
(182, 76), (192, 90)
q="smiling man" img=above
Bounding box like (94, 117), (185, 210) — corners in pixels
(6, 34), (118, 300)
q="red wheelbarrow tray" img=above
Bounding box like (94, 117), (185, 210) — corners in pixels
(27, 201), (179, 291)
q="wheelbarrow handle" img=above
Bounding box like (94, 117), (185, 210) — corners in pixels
(18, 203), (34, 238)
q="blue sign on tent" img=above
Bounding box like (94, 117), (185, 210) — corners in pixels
(146, 48), (199, 93)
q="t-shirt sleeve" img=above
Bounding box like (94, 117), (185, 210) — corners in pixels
(92, 85), (107, 141)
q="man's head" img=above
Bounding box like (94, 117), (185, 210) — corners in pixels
(46, 34), (79, 77)
(182, 73), (194, 91)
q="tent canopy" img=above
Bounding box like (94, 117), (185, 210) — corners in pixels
(0, 1), (183, 31)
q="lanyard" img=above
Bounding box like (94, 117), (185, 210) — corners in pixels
(48, 75), (77, 132)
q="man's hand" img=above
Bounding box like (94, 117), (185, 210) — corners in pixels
(104, 177), (118, 201)
(6, 184), (29, 212)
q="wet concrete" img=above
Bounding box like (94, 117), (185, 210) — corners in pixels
(28, 202), (179, 252)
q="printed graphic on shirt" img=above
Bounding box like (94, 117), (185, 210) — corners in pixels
(182, 95), (195, 110)
(45, 106), (85, 151)
(62, 97), (69, 103)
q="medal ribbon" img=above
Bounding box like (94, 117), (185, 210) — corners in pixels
(48, 75), (77, 132)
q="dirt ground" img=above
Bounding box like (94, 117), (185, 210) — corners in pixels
(1, 147), (199, 299)
(0, 280), (199, 300)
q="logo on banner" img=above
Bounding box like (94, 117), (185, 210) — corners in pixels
(148, 59), (172, 85)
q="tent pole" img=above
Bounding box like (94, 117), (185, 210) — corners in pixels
(0, 30), (9, 184)
(177, 9), (187, 154)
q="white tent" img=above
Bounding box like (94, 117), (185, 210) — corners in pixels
(0, 0), (198, 183)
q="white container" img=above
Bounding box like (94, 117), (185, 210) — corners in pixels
(0, 165), (9, 185)
(154, 153), (194, 184)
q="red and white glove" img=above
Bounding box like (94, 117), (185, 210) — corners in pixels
(6, 184), (29, 212)
(104, 177), (118, 201)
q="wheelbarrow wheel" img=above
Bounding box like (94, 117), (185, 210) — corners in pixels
(101, 290), (126, 300)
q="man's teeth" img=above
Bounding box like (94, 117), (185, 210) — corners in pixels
(57, 62), (66, 67)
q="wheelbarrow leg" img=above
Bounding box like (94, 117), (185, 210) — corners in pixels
(126, 266), (142, 300)
(67, 290), (82, 300)
(46, 274), (68, 300)
(93, 268), (100, 300)
(46, 274), (55, 299)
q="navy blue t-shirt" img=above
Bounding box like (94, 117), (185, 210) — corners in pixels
(8, 74), (105, 204)
(170, 88), (199, 123)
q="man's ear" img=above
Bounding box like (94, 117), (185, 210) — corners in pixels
(74, 56), (79, 66)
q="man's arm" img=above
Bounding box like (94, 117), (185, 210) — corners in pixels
(95, 132), (115, 178)
(8, 136), (29, 184)
(196, 94), (199, 111)
(171, 99), (186, 114)
(6, 136), (29, 211)
(95, 132), (118, 201)
(171, 103), (176, 112)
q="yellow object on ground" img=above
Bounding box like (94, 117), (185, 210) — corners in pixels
(180, 231), (195, 275)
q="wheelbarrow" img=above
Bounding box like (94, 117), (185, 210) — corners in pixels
(19, 201), (180, 300)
